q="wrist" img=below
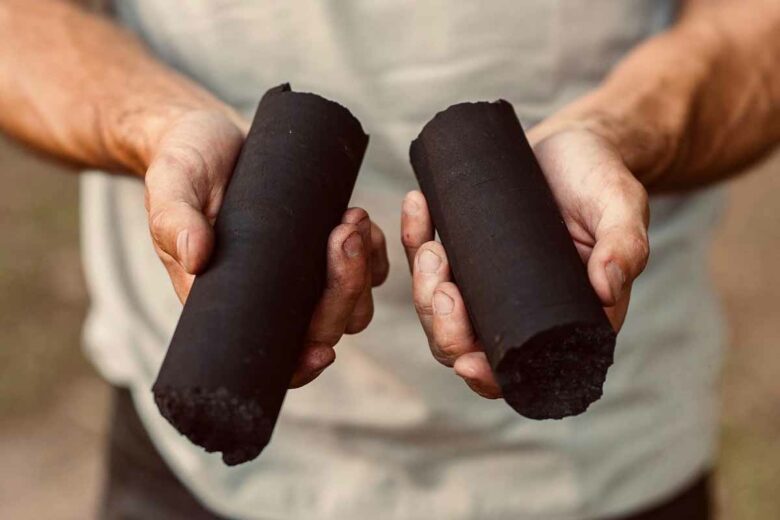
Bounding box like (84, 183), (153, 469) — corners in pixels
(534, 24), (720, 190)
(99, 86), (243, 176)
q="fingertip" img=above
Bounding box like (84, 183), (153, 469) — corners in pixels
(588, 258), (618, 307)
(149, 201), (215, 274)
(453, 352), (482, 379)
(345, 297), (374, 334)
(290, 345), (336, 388)
(402, 190), (425, 216)
(590, 220), (649, 306)
(308, 344), (337, 371)
(588, 236), (641, 307)
(342, 207), (369, 226)
(322, 222), (368, 309)
(330, 223), (362, 257)
(180, 223), (215, 274)
(454, 352), (501, 399)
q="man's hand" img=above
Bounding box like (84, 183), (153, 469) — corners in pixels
(0, 0), (391, 390)
(144, 108), (389, 389)
(401, 127), (649, 398)
(400, 0), (780, 400)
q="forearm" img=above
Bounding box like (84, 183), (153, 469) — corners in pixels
(536, 0), (780, 192)
(0, 0), (236, 175)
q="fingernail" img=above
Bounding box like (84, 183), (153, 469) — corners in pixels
(606, 262), (626, 302)
(403, 196), (420, 215)
(433, 291), (454, 315)
(418, 249), (441, 273)
(343, 232), (363, 258)
(176, 230), (190, 271)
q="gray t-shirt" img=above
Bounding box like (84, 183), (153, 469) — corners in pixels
(81, 1), (726, 518)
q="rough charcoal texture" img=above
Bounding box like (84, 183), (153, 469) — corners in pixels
(153, 84), (368, 465)
(410, 100), (616, 420)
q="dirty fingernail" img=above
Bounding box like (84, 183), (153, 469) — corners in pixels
(418, 249), (441, 273)
(606, 261), (626, 302)
(433, 291), (454, 315)
(343, 232), (363, 258)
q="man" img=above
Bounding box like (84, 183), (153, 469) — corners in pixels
(0, 0), (777, 518)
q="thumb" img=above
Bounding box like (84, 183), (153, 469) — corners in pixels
(587, 202), (650, 308)
(145, 153), (215, 275)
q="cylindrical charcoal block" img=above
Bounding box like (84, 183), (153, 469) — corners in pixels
(410, 101), (616, 420)
(153, 84), (368, 465)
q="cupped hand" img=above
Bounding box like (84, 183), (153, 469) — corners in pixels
(143, 109), (389, 388)
(401, 126), (649, 399)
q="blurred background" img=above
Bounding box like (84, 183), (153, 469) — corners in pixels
(0, 133), (778, 519)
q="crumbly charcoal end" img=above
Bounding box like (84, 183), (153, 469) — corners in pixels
(153, 386), (273, 465)
(497, 323), (616, 420)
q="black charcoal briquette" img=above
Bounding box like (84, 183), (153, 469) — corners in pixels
(153, 84), (368, 465)
(410, 100), (616, 420)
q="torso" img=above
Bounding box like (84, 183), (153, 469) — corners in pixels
(80, 1), (725, 518)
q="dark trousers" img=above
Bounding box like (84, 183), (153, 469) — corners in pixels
(101, 388), (710, 520)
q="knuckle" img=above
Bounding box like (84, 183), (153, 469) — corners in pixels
(624, 177), (649, 208)
(431, 345), (456, 367)
(151, 152), (191, 177)
(331, 270), (365, 299)
(414, 300), (434, 317)
(437, 339), (462, 359)
(604, 171), (641, 199)
(633, 182), (649, 206)
(148, 207), (171, 242)
(625, 180), (650, 218)
(175, 143), (212, 181)
(629, 234), (650, 268)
